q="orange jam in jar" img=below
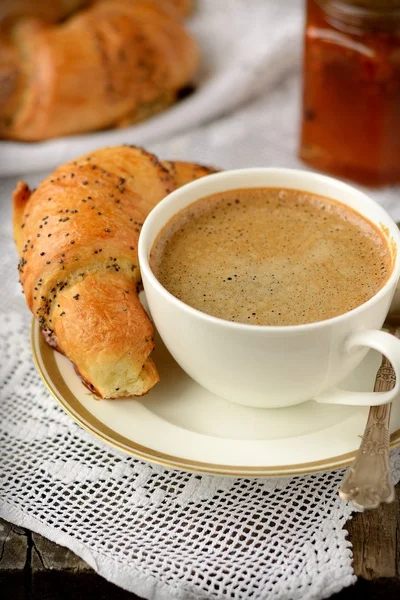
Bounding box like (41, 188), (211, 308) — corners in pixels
(300, 0), (400, 186)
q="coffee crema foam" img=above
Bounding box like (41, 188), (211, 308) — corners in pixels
(150, 188), (392, 326)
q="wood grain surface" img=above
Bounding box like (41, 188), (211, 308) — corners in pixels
(1, 485), (400, 599)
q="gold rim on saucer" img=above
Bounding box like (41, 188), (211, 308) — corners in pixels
(31, 320), (400, 477)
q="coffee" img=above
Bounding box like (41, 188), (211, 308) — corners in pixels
(149, 188), (392, 326)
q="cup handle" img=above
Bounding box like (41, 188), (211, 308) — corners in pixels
(316, 330), (399, 406)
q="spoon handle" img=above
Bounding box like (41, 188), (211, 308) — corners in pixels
(339, 346), (397, 510)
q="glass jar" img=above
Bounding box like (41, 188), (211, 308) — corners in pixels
(299, 0), (400, 186)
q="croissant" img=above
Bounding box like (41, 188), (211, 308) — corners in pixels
(0, 1), (192, 25)
(0, 1), (88, 27)
(13, 145), (217, 398)
(0, 0), (198, 141)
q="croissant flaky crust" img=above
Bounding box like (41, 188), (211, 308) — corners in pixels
(0, 0), (198, 141)
(13, 145), (218, 399)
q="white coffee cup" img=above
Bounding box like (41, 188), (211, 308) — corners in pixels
(139, 168), (400, 409)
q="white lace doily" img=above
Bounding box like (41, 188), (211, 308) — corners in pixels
(3, 1), (400, 598)
(2, 309), (400, 600)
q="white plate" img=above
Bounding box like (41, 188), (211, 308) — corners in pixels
(0, 1), (300, 177)
(32, 320), (400, 477)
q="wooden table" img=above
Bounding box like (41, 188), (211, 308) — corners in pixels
(2, 484), (400, 599)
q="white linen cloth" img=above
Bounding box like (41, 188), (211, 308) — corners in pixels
(2, 1), (400, 599)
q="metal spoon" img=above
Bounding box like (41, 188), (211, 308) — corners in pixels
(339, 321), (399, 510)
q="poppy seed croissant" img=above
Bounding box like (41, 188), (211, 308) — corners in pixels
(13, 145), (218, 398)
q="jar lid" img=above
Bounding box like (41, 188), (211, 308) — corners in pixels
(341, 0), (400, 8)
(318, 0), (400, 26)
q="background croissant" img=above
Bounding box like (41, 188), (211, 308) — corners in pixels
(0, 0), (198, 141)
(13, 145), (217, 398)
(0, 0), (193, 25)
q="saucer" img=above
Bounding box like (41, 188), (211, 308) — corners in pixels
(31, 320), (400, 477)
